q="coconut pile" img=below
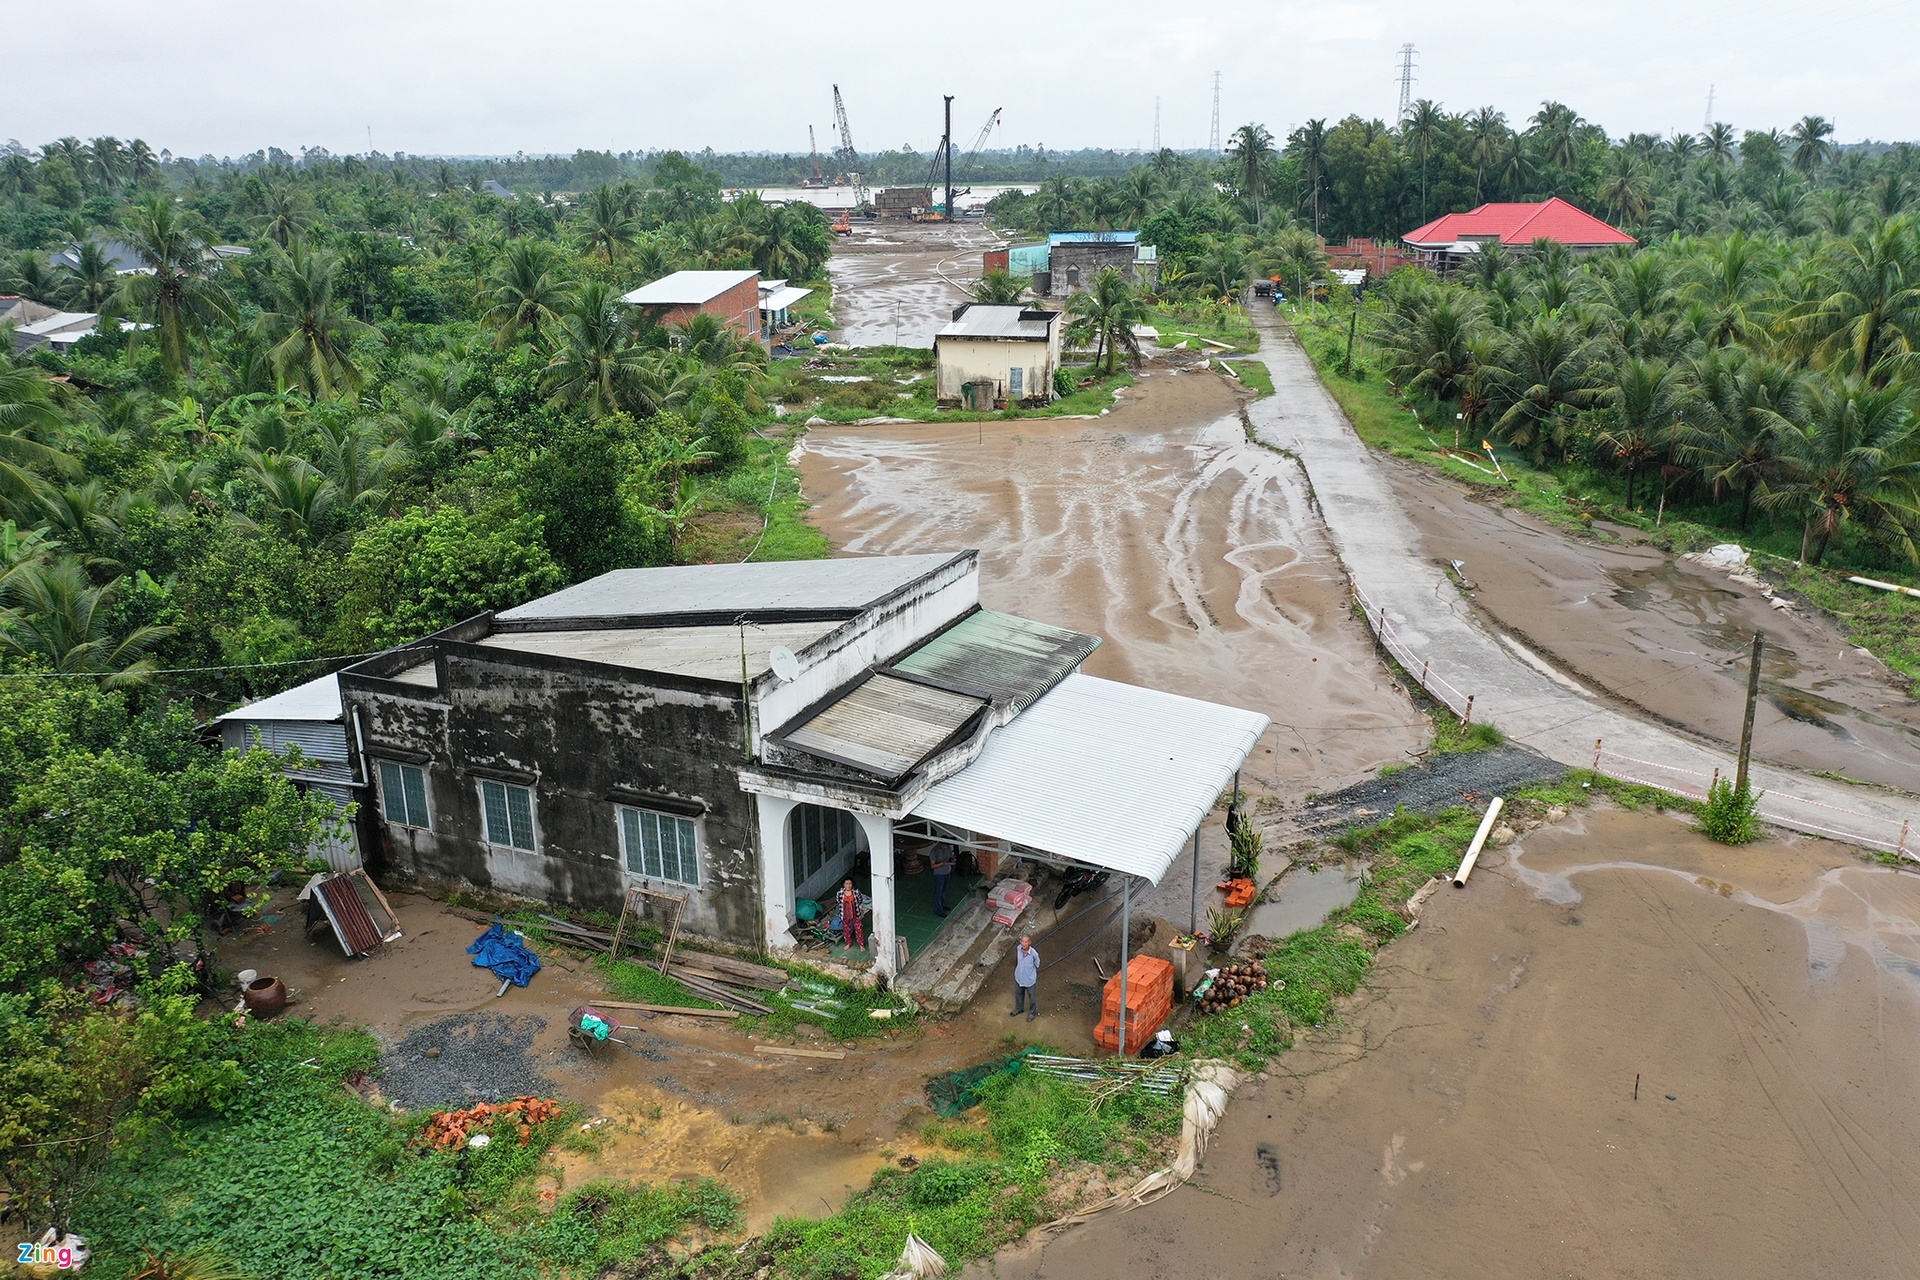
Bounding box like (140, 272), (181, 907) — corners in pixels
(1198, 961), (1271, 1014)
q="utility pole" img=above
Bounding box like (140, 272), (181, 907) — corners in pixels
(943, 94), (955, 223)
(1735, 631), (1764, 793)
(1209, 72), (1222, 153)
(1396, 44), (1418, 122)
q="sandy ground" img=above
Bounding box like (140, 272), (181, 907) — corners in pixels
(215, 883), (1153, 1231)
(798, 366), (1427, 819)
(827, 222), (1003, 347)
(974, 805), (1920, 1280)
(1386, 461), (1920, 792)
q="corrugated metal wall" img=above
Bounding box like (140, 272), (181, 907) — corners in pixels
(223, 718), (362, 872)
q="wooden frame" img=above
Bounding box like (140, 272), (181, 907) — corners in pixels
(607, 884), (688, 974)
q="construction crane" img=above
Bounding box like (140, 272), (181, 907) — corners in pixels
(955, 108), (1002, 190)
(921, 105), (1001, 219)
(804, 126), (826, 188)
(830, 84), (867, 206)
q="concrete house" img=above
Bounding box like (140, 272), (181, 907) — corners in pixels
(225, 554), (1266, 992)
(1403, 198), (1636, 273)
(621, 269), (762, 340)
(1034, 231), (1158, 298)
(933, 304), (1063, 409)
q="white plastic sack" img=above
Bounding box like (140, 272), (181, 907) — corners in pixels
(879, 1233), (947, 1279)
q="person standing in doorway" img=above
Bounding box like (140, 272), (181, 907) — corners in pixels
(1013, 935), (1040, 1020)
(931, 846), (955, 917)
(838, 879), (865, 951)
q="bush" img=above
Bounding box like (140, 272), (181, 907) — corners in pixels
(1700, 777), (1762, 844)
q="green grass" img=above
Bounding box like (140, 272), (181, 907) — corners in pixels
(741, 960), (918, 1042)
(1222, 358), (1273, 397)
(759, 1065), (1180, 1278)
(599, 957), (722, 1009)
(1145, 299), (1258, 352)
(1777, 566), (1920, 698)
(77, 1020), (729, 1280)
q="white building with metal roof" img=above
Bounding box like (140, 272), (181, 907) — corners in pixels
(934, 303), (1063, 409)
(214, 673), (364, 872)
(232, 553), (1265, 1000)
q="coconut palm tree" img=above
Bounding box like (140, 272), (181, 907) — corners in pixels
(1594, 358), (1680, 509)
(1226, 123), (1276, 226)
(971, 271), (1027, 305)
(579, 185), (636, 263)
(116, 196), (237, 377)
(1529, 102), (1583, 173)
(1118, 168), (1161, 227)
(242, 452), (342, 547)
(1375, 289), (1480, 403)
(1684, 230), (1772, 348)
(1402, 100), (1446, 221)
(1677, 349), (1801, 528)
(1485, 313), (1602, 460)
(1287, 119), (1330, 233)
(542, 281), (653, 418)
(1263, 229), (1325, 304)
(57, 237), (118, 311)
(253, 243), (376, 398)
(1497, 131), (1535, 200)
(1788, 215), (1920, 382)
(1598, 149), (1653, 226)
(0, 360), (81, 515)
(1759, 377), (1920, 566)
(0, 556), (172, 684)
(253, 184), (313, 249)
(1789, 115), (1836, 177)
(1703, 123), (1738, 166)
(1066, 269), (1146, 375)
(483, 240), (574, 347)
(1467, 107), (1507, 202)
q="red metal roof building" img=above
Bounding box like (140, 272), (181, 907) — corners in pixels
(1403, 198), (1634, 270)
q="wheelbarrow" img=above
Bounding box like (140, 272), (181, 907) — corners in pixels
(568, 1004), (642, 1056)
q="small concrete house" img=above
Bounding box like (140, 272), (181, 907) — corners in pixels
(934, 304), (1063, 409)
(221, 555), (1266, 993)
(621, 270), (762, 340)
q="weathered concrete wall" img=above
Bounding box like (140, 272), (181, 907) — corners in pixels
(934, 335), (1058, 406)
(342, 650), (764, 947)
(1044, 241), (1146, 296)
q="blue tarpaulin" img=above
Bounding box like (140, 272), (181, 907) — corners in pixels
(466, 922), (542, 987)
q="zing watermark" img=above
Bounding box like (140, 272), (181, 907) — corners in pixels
(16, 1240), (85, 1270)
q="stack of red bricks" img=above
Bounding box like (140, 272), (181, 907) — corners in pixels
(1093, 955), (1175, 1054)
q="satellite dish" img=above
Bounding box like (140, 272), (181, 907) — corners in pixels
(768, 647), (801, 683)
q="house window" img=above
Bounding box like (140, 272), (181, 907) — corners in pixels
(791, 804), (859, 889)
(619, 807), (699, 887)
(480, 780), (537, 851)
(378, 761), (430, 830)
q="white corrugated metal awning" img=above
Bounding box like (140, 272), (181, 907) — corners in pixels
(907, 674), (1269, 884)
(214, 672), (343, 722)
(760, 286), (812, 312)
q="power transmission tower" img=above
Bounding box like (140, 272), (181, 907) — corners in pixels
(1209, 72), (1222, 153)
(1704, 85), (1715, 131)
(1154, 97), (1161, 151)
(1396, 44), (1418, 121)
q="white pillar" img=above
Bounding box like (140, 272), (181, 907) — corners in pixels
(754, 793), (799, 953)
(856, 811), (897, 978)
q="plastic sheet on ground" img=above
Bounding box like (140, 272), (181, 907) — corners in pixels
(879, 1233), (946, 1279)
(1037, 1059), (1242, 1231)
(466, 922), (542, 987)
(924, 1049), (1031, 1118)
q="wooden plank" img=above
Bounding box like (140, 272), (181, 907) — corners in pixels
(755, 1044), (846, 1060)
(678, 953), (790, 988)
(657, 893), (685, 976)
(669, 969), (773, 1014)
(591, 1000), (738, 1019)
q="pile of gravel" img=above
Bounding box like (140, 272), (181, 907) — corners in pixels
(1294, 745), (1565, 835)
(378, 1012), (558, 1109)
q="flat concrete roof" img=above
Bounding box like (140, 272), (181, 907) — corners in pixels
(620, 270), (758, 306)
(477, 620), (845, 681)
(495, 554), (970, 623)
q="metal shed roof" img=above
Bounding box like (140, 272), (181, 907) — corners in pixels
(783, 673), (986, 781)
(214, 672), (343, 723)
(760, 285), (812, 311)
(937, 305), (1058, 341)
(891, 609), (1098, 713)
(908, 674), (1268, 884)
(496, 554), (968, 622)
(620, 270), (758, 306)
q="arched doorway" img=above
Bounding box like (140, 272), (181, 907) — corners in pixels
(788, 802), (865, 903)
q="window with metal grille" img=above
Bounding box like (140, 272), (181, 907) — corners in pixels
(618, 807), (698, 886)
(378, 760), (430, 829)
(479, 780), (537, 851)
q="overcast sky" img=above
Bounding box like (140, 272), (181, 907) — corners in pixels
(5, 0), (1915, 159)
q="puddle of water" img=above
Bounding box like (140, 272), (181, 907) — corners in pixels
(1239, 864), (1365, 943)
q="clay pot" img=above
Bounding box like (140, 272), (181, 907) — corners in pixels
(243, 976), (288, 1018)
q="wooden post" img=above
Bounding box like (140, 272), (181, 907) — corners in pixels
(1736, 632), (1764, 795)
(1899, 820), (1911, 858)
(1420, 659), (1431, 687)
(1459, 694), (1474, 729)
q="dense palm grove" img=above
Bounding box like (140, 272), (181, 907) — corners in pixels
(0, 142), (833, 698)
(985, 104), (1920, 571)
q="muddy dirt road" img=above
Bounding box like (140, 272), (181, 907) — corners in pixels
(798, 365), (1427, 804)
(1387, 462), (1920, 791)
(827, 222), (1002, 347)
(977, 807), (1920, 1280)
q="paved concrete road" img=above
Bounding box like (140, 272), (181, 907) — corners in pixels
(1246, 302), (1919, 854)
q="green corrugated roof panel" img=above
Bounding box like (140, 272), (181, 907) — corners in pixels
(893, 610), (1101, 715)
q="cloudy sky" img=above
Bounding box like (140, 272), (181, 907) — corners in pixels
(6, 0), (1915, 158)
